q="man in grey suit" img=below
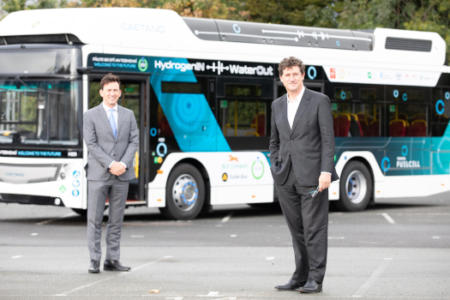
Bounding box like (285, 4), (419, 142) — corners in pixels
(270, 57), (338, 293)
(83, 73), (139, 273)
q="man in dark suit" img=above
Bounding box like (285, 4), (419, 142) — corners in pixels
(270, 57), (338, 293)
(83, 73), (139, 273)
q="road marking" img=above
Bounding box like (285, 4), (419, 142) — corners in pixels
(54, 256), (171, 296)
(11, 255), (22, 259)
(221, 213), (233, 223)
(380, 213), (396, 224)
(328, 236), (345, 240)
(352, 257), (392, 298)
(432, 236), (441, 240)
(30, 233), (39, 236)
(265, 256), (275, 261)
(130, 234), (145, 238)
(36, 212), (76, 226)
(229, 234), (237, 238)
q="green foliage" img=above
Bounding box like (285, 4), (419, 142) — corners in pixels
(336, 0), (449, 62)
(244, 0), (336, 27)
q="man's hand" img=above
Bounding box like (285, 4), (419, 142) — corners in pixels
(109, 161), (126, 176)
(318, 172), (331, 192)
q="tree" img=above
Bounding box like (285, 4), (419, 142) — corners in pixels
(244, 0), (337, 27)
(336, 0), (449, 62)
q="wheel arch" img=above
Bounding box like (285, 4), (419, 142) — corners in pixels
(342, 156), (375, 203)
(170, 158), (211, 206)
(340, 156), (375, 205)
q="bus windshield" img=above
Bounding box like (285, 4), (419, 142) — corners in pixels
(0, 79), (81, 146)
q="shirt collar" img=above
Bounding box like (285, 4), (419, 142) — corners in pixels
(287, 86), (305, 103)
(103, 103), (118, 112)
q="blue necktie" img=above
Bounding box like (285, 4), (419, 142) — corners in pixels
(108, 108), (117, 139)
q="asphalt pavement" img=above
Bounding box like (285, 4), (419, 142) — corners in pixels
(1, 193), (450, 299)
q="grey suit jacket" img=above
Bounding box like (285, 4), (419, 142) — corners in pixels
(83, 104), (139, 181)
(269, 88), (338, 186)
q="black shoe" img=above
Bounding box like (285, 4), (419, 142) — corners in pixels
(298, 279), (322, 293)
(88, 260), (100, 274)
(275, 279), (305, 291)
(103, 260), (131, 272)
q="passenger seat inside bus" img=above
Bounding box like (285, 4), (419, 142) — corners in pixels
(408, 119), (427, 136)
(389, 119), (409, 136)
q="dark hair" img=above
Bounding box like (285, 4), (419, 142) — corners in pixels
(278, 56), (305, 76)
(100, 73), (120, 89)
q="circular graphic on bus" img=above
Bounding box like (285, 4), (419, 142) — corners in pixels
(251, 158), (264, 180)
(393, 89), (399, 98)
(436, 99), (445, 115)
(307, 66), (317, 80)
(402, 92), (408, 102)
(138, 57), (148, 72)
(170, 94), (206, 133)
(401, 145), (408, 156)
(381, 157), (391, 173)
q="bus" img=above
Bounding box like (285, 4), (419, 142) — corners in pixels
(0, 8), (449, 219)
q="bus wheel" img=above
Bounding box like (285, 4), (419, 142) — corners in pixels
(337, 161), (372, 211)
(161, 163), (205, 220)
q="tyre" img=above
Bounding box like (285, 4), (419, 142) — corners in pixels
(337, 161), (372, 211)
(160, 163), (206, 220)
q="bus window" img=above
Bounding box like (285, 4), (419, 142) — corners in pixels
(220, 100), (267, 137)
(0, 80), (80, 146)
(387, 87), (429, 137)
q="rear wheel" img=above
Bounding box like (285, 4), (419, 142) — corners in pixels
(160, 163), (206, 220)
(337, 161), (372, 211)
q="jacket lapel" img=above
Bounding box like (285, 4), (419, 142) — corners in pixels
(279, 94), (291, 134)
(116, 105), (122, 139)
(291, 88), (311, 134)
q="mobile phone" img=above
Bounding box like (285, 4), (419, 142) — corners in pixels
(309, 186), (320, 198)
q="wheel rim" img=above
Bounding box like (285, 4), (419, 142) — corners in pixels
(345, 170), (367, 204)
(172, 174), (198, 212)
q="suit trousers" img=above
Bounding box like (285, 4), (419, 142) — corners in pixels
(87, 177), (129, 262)
(276, 167), (329, 284)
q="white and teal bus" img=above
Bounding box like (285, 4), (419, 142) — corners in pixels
(0, 8), (449, 219)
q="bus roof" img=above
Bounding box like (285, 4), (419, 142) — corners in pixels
(0, 7), (448, 86)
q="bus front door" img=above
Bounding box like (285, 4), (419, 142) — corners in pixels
(88, 75), (150, 205)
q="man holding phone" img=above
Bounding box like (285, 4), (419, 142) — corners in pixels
(270, 57), (338, 293)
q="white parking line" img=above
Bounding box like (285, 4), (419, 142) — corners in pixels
(380, 213), (396, 224)
(352, 258), (392, 298)
(221, 213), (233, 223)
(54, 256), (171, 296)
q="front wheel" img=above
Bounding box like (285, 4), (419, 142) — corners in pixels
(160, 163), (206, 220)
(336, 161), (372, 211)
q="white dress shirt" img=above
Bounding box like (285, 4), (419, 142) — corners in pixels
(287, 87), (305, 129)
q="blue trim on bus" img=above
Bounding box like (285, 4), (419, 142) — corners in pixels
(148, 57), (231, 152)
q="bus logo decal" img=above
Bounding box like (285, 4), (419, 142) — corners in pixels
(138, 57), (148, 72)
